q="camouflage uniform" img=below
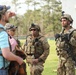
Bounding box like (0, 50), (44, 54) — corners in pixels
(23, 23), (50, 75)
(55, 14), (76, 75)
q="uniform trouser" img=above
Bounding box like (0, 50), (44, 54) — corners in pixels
(57, 57), (75, 75)
(30, 63), (44, 75)
(0, 69), (8, 75)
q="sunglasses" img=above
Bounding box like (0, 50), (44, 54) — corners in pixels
(30, 29), (36, 31)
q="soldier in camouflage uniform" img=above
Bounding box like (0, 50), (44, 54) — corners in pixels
(55, 14), (76, 75)
(23, 23), (50, 75)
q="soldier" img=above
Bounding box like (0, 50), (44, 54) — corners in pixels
(55, 14), (76, 75)
(0, 5), (24, 75)
(23, 23), (50, 75)
(5, 23), (27, 75)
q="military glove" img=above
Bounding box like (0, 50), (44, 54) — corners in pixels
(55, 34), (61, 41)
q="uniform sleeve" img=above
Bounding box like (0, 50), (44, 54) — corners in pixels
(69, 30), (76, 47)
(0, 31), (9, 49)
(38, 38), (50, 62)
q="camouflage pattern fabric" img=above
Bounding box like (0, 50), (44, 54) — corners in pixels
(57, 57), (75, 75)
(56, 28), (76, 75)
(30, 63), (43, 75)
(24, 35), (49, 75)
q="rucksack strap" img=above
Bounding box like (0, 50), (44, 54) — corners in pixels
(0, 27), (5, 32)
(69, 29), (76, 37)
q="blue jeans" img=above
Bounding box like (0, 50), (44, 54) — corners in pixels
(0, 69), (8, 75)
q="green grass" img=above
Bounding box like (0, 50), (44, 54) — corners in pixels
(20, 39), (58, 75)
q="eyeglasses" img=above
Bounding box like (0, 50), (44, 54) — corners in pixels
(30, 29), (36, 31)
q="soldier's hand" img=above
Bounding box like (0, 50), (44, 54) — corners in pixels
(55, 34), (61, 41)
(32, 59), (38, 64)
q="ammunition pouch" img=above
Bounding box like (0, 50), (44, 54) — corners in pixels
(25, 45), (35, 55)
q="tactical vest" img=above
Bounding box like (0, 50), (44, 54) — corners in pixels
(56, 28), (76, 58)
(25, 35), (44, 59)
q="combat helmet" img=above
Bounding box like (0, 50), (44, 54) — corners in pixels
(61, 14), (73, 24)
(29, 23), (41, 32)
(0, 5), (10, 15)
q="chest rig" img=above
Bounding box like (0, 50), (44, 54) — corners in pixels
(56, 28), (75, 58)
(25, 35), (44, 59)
